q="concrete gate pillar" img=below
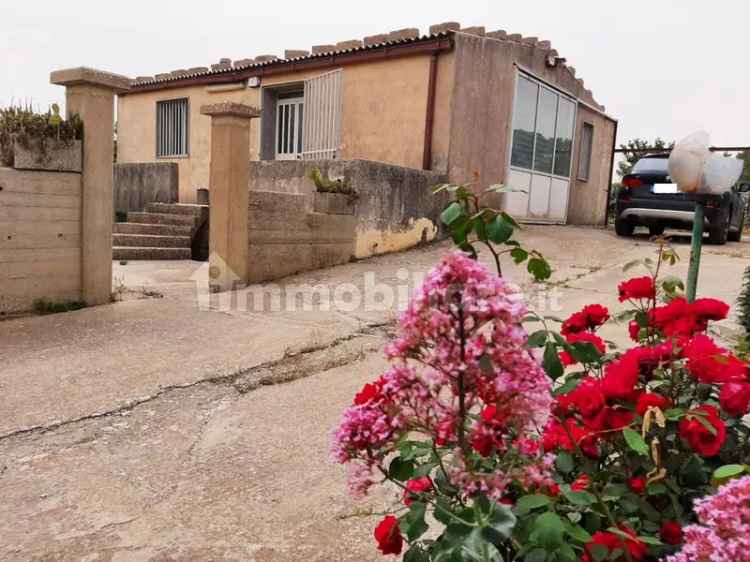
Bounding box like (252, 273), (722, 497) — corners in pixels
(50, 67), (130, 305)
(200, 102), (260, 292)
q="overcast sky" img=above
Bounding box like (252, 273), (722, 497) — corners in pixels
(3, 0), (748, 149)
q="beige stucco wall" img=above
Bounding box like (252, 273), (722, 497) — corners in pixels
(0, 168), (83, 313)
(117, 54), (443, 203)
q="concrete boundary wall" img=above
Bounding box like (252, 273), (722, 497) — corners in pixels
(248, 159), (448, 259)
(247, 190), (355, 283)
(0, 167), (83, 313)
(114, 162), (178, 217)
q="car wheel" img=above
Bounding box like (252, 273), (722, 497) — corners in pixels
(648, 224), (665, 236)
(708, 211), (729, 245)
(728, 221), (743, 242)
(615, 218), (635, 237)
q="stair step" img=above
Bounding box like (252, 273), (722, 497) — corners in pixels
(114, 222), (192, 236)
(113, 246), (192, 260)
(146, 202), (207, 216)
(113, 233), (191, 248)
(127, 212), (196, 226)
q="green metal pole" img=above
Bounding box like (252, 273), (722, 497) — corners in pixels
(686, 202), (705, 302)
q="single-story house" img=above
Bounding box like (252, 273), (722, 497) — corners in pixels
(116, 22), (617, 225)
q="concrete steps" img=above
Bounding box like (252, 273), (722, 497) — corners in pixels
(113, 246), (192, 260)
(112, 233), (191, 248)
(113, 203), (207, 260)
(114, 222), (192, 236)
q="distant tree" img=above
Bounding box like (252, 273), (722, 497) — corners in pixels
(616, 137), (674, 177)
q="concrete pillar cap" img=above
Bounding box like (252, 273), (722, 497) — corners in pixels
(200, 102), (260, 118)
(50, 67), (131, 93)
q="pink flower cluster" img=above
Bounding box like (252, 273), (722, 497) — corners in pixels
(331, 252), (553, 499)
(667, 475), (750, 562)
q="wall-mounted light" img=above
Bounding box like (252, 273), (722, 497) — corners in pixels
(545, 55), (567, 68)
(247, 76), (261, 88)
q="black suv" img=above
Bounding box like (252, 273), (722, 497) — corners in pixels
(615, 154), (750, 244)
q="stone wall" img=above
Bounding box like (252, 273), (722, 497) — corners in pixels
(248, 159), (448, 259)
(0, 166), (83, 313)
(247, 190), (355, 283)
(114, 162), (178, 217)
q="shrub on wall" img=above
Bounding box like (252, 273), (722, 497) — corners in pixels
(0, 103), (82, 167)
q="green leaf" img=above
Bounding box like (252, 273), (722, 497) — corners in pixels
(713, 464), (747, 480)
(664, 408), (685, 421)
(401, 501), (429, 541)
(565, 523), (593, 543)
(622, 427), (649, 456)
(543, 342), (564, 379)
(523, 549), (547, 562)
(564, 491), (597, 506)
(442, 202), (466, 226)
(404, 547), (431, 562)
(555, 451), (575, 474)
(602, 483), (629, 499)
(515, 494), (552, 515)
(510, 247), (529, 264)
(530, 512), (566, 550)
(500, 211), (522, 229)
(526, 330), (548, 348)
(637, 535), (663, 546)
(389, 456), (415, 481)
(528, 257), (552, 281)
(568, 341), (603, 364)
(486, 215), (514, 244)
(460, 531), (504, 562)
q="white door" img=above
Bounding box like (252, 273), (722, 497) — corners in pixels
(302, 69), (343, 160)
(506, 73), (576, 223)
(275, 97), (304, 160)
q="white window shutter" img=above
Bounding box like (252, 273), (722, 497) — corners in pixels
(302, 69), (343, 160)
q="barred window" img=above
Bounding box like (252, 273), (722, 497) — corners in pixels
(578, 123), (594, 181)
(156, 98), (189, 157)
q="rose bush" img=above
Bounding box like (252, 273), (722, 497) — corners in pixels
(332, 247), (750, 561)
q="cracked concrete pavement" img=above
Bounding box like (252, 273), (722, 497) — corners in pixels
(1, 225), (748, 560)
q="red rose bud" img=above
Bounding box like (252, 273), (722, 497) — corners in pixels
(628, 476), (647, 495)
(719, 382), (750, 417)
(374, 515), (403, 555)
(659, 520), (683, 546)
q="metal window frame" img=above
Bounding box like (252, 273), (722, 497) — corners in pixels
(155, 97), (190, 159)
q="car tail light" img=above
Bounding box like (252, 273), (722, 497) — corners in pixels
(622, 177), (645, 188)
(705, 200), (719, 209)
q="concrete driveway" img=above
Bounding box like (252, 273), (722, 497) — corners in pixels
(1, 225), (748, 561)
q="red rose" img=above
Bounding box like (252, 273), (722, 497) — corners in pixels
(691, 298), (729, 323)
(618, 276), (656, 302)
(585, 406), (634, 432)
(561, 305), (609, 335)
(354, 382), (381, 405)
(682, 334), (746, 384)
(659, 520), (683, 546)
(678, 405), (727, 457)
(627, 476), (647, 495)
(559, 377), (606, 419)
(471, 433), (494, 457)
(374, 515), (403, 555)
(571, 473), (591, 492)
(583, 526), (647, 562)
(651, 298), (697, 338)
(719, 382), (750, 417)
(601, 353), (640, 401)
(542, 420), (599, 458)
(636, 392), (671, 416)
(547, 483), (561, 496)
(403, 476), (432, 506)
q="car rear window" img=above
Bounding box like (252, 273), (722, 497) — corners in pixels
(631, 156), (669, 175)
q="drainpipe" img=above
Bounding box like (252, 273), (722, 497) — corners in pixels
(604, 119), (619, 227)
(422, 51), (439, 170)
